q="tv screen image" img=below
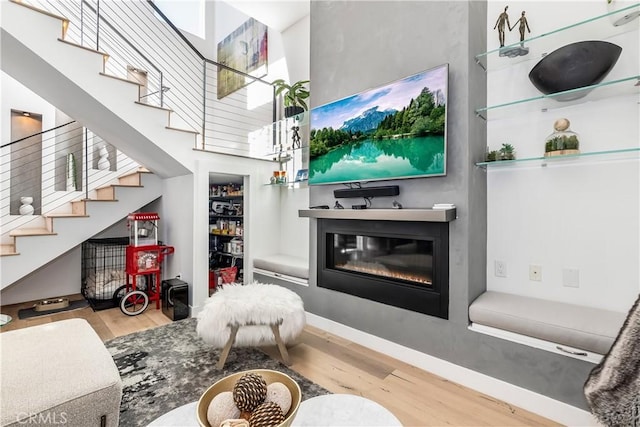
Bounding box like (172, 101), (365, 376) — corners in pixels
(309, 64), (448, 185)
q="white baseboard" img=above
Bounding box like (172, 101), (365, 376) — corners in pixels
(305, 312), (600, 427)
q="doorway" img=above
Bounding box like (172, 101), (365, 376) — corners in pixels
(208, 173), (245, 293)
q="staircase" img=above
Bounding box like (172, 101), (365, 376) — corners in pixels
(1, 169), (162, 289)
(1, 0), (198, 179)
(0, 0), (203, 289)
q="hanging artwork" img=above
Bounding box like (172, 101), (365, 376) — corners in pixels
(217, 17), (268, 99)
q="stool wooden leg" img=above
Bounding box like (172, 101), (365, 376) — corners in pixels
(270, 324), (290, 365)
(216, 325), (239, 369)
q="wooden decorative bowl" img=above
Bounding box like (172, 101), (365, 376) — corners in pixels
(196, 369), (301, 427)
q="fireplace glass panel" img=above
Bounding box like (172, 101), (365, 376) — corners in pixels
(329, 233), (433, 287)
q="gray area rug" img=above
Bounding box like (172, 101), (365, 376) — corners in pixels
(105, 317), (329, 427)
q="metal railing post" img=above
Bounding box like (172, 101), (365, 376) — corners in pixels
(95, 0), (100, 51)
(84, 128), (89, 199)
(201, 62), (207, 149)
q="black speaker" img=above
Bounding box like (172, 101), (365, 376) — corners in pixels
(333, 185), (400, 199)
(162, 279), (189, 321)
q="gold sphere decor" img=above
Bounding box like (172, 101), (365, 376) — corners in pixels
(197, 370), (301, 427)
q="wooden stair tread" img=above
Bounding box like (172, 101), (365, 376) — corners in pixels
(0, 247), (20, 256)
(98, 72), (142, 87)
(98, 184), (143, 189)
(166, 126), (200, 135)
(134, 101), (173, 113)
(9, 228), (56, 237)
(81, 198), (119, 202)
(10, 0), (69, 24)
(44, 213), (89, 218)
(57, 38), (109, 59)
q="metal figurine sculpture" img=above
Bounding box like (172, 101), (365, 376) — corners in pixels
(494, 6), (511, 47)
(291, 126), (301, 149)
(510, 11), (531, 46)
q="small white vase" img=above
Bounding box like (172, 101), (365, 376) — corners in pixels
(98, 146), (111, 171)
(66, 153), (77, 191)
(19, 197), (34, 215)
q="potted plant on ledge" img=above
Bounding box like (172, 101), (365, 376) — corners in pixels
(272, 79), (310, 118)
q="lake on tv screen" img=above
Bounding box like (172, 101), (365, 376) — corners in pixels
(309, 135), (445, 185)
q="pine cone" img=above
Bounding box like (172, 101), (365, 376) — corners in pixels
(233, 373), (267, 412)
(249, 401), (285, 427)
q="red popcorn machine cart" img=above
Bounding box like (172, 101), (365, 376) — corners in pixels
(121, 213), (174, 316)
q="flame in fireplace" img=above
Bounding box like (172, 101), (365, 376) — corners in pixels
(335, 262), (432, 285)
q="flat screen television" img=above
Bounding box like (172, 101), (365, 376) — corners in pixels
(309, 64), (448, 185)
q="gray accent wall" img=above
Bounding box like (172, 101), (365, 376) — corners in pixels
(298, 0), (592, 409)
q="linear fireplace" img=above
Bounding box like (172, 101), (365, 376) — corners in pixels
(318, 218), (449, 319)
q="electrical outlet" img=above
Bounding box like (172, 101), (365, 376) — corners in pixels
(529, 265), (542, 281)
(495, 260), (507, 277)
(563, 268), (579, 288)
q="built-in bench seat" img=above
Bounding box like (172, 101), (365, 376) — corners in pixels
(253, 254), (309, 286)
(469, 291), (626, 361)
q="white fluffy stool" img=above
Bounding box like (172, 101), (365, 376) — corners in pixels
(196, 283), (305, 368)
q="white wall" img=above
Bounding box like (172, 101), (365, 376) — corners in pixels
(0, 248), (81, 305)
(485, 1), (640, 312)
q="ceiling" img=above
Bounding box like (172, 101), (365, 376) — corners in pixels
(225, 0), (310, 32)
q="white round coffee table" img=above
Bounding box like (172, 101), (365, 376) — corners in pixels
(292, 394), (402, 426)
(148, 394), (402, 427)
(148, 401), (197, 426)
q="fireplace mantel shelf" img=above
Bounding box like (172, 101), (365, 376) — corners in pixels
(298, 208), (456, 222)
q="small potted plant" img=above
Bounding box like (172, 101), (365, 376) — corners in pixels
(272, 79), (310, 118)
(499, 143), (516, 160)
(485, 150), (499, 162)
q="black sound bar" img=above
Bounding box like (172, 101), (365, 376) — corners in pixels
(334, 185), (400, 199)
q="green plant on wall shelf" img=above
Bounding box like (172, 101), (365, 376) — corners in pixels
(499, 143), (516, 160)
(486, 150), (499, 162)
(272, 79), (310, 118)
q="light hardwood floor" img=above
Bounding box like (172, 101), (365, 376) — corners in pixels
(1, 295), (561, 426)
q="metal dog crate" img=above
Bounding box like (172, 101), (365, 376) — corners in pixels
(81, 237), (129, 311)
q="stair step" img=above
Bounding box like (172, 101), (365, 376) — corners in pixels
(44, 213), (89, 218)
(134, 101), (173, 113)
(99, 72), (142, 87)
(118, 172), (142, 186)
(57, 39), (110, 61)
(166, 126), (200, 135)
(9, 0), (69, 29)
(0, 244), (19, 257)
(9, 228), (56, 237)
(96, 186), (115, 200)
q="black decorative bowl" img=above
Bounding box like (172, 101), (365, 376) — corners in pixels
(528, 41), (622, 101)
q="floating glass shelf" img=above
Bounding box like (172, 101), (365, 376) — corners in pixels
(264, 180), (308, 188)
(475, 75), (640, 120)
(476, 3), (640, 71)
(262, 145), (308, 158)
(476, 147), (640, 168)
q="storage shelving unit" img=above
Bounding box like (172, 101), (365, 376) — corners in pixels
(209, 185), (243, 287)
